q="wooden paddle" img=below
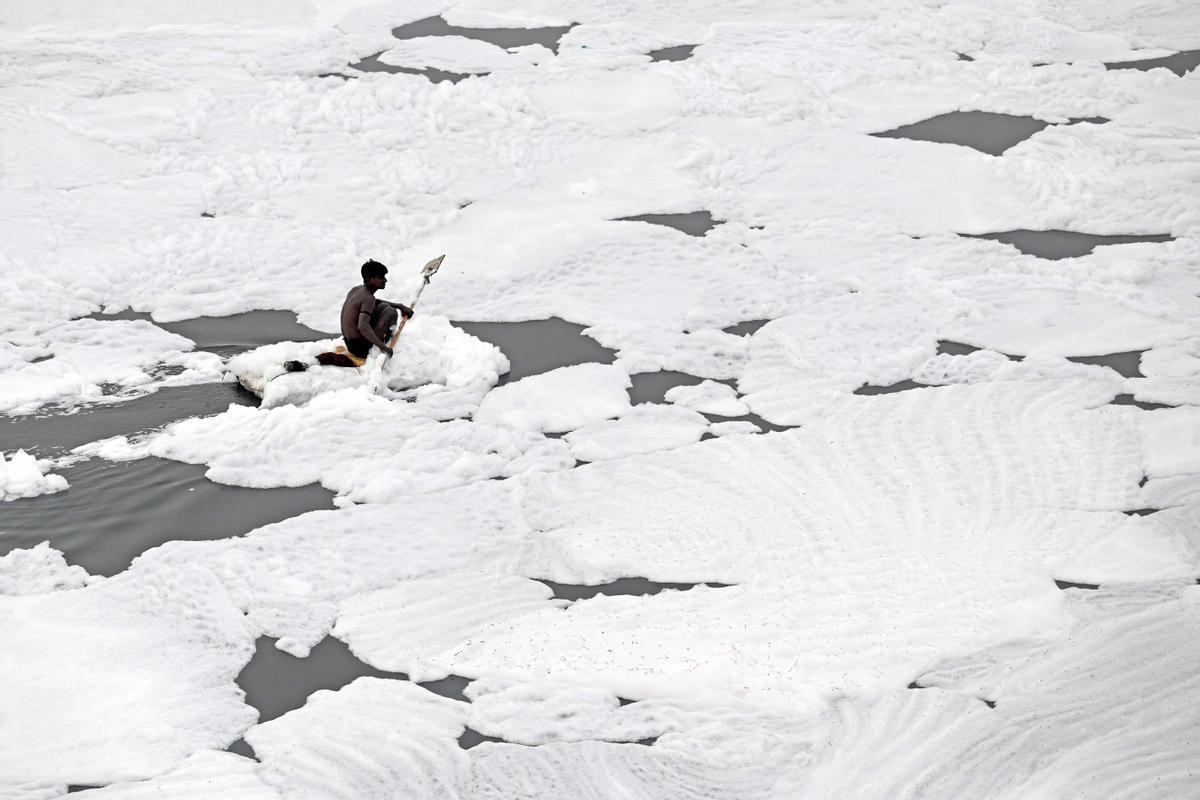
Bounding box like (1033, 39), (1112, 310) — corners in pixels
(367, 254), (445, 392)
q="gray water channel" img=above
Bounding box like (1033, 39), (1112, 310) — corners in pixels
(1105, 49), (1200, 77)
(872, 111), (1108, 156)
(614, 210), (722, 237)
(964, 230), (1174, 259)
(453, 317), (616, 382)
(347, 15), (576, 82)
(648, 44), (697, 62)
(0, 457), (333, 576)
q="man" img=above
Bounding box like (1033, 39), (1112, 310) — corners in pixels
(340, 260), (414, 359)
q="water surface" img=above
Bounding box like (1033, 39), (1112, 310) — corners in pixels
(0, 457), (333, 576)
(453, 317), (616, 382)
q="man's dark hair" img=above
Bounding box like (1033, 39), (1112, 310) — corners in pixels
(361, 260), (388, 282)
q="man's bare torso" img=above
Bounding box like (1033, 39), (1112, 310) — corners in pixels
(340, 285), (376, 341)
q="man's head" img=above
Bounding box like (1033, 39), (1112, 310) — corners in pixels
(361, 259), (388, 290)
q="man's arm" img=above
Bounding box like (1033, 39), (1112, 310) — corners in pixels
(355, 297), (392, 355)
(380, 299), (414, 318)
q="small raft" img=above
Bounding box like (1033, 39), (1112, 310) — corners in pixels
(227, 317), (509, 410)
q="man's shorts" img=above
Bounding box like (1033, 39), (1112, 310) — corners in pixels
(344, 336), (372, 358)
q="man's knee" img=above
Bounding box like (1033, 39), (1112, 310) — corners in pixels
(373, 304), (398, 338)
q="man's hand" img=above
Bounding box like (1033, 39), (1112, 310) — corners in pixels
(399, 304), (414, 319)
(382, 345), (394, 357)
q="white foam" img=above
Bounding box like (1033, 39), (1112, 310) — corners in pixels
(791, 584), (1200, 797)
(338, 382), (1191, 715)
(379, 36), (551, 74)
(0, 450), (68, 501)
(66, 751), (278, 799)
(0, 320), (211, 415)
(564, 403), (709, 462)
(663, 380), (748, 416)
(245, 677), (466, 799)
(4, 0), (1200, 789)
(464, 677), (673, 745)
(143, 389), (572, 502)
(227, 315), (508, 413)
(0, 565), (256, 784)
(1139, 406), (1200, 479)
(133, 480), (533, 655)
(474, 364), (632, 433)
(0, 543), (89, 596)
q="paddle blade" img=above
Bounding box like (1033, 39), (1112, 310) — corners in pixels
(422, 254), (445, 279)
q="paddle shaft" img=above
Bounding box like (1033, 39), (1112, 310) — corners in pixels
(381, 276), (430, 359)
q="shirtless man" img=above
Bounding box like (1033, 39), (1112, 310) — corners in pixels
(340, 260), (414, 359)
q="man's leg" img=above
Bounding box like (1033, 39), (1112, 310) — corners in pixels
(370, 304), (399, 345)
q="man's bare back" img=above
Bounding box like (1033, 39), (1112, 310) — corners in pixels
(341, 261), (413, 359)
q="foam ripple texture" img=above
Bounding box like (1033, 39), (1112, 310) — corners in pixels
(0, 564), (256, 784)
(68, 752), (280, 799)
(335, 382), (1191, 714)
(245, 678), (467, 800)
(790, 585), (1200, 798)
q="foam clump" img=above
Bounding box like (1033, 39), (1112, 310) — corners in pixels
(564, 403), (709, 461)
(663, 379), (748, 416)
(0, 319), (207, 415)
(227, 315), (508, 414)
(379, 36), (549, 74)
(143, 389), (572, 502)
(464, 677), (674, 745)
(0, 543), (89, 595)
(132, 480), (533, 656)
(0, 450), (68, 502)
(474, 364), (632, 433)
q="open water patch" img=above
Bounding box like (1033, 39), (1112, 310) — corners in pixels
(391, 15), (577, 54)
(1066, 350), (1143, 379)
(234, 635), (473, 753)
(722, 319), (771, 337)
(1123, 508), (1160, 517)
(1111, 394), (1173, 411)
(962, 230), (1174, 260)
(1, 382), (256, 457)
(871, 111), (1107, 156)
(89, 309), (327, 349)
(349, 52), (477, 83)
(648, 44), (697, 62)
(936, 340), (981, 357)
(854, 379), (931, 396)
(1105, 50), (1200, 77)
(1054, 579), (1100, 591)
(0, 457), (334, 576)
(459, 728), (506, 750)
(452, 318), (616, 382)
(628, 371), (713, 404)
(614, 211), (722, 237)
(873, 111), (1049, 155)
(536, 577), (732, 601)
